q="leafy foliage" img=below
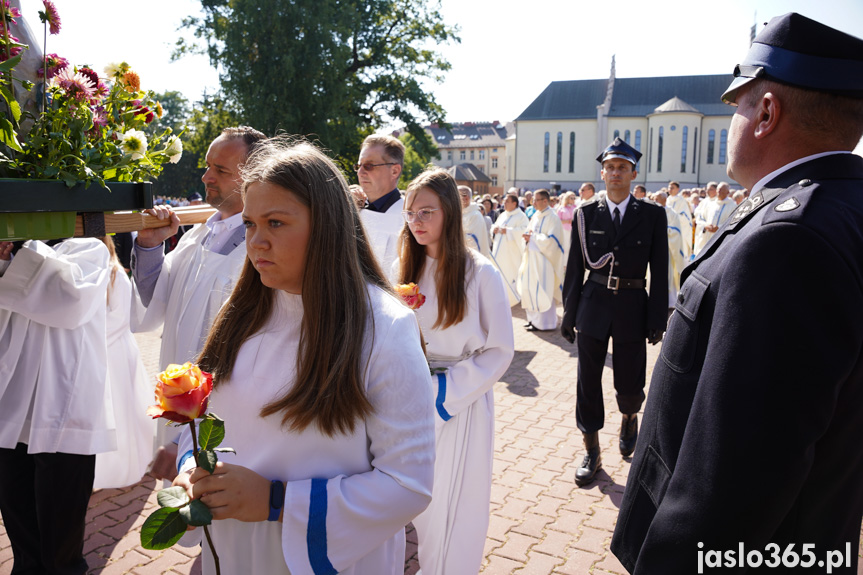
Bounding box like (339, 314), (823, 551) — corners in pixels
(175, 0), (458, 167)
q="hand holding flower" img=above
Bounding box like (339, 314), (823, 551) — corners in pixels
(175, 462), (276, 523)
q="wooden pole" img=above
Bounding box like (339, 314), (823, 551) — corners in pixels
(73, 206), (217, 237)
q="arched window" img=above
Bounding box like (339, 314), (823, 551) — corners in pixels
(707, 129), (716, 164)
(719, 129), (728, 164)
(648, 128), (653, 172)
(692, 128), (698, 173)
(556, 132), (563, 172)
(569, 132), (575, 173)
(681, 126), (688, 173)
(543, 132), (549, 173)
(614, 129), (620, 139)
(657, 126), (664, 172)
(624, 130), (631, 144)
(635, 130), (642, 170)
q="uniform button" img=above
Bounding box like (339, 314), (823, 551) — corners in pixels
(799, 179), (812, 186)
(677, 293), (685, 303)
(614, 246), (619, 251)
(614, 261), (620, 266)
(637, 240), (642, 245)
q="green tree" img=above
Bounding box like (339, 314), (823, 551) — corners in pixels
(398, 131), (438, 189)
(146, 90), (204, 199)
(175, 0), (458, 169)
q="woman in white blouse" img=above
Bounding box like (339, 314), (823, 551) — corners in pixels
(396, 168), (515, 574)
(173, 138), (435, 575)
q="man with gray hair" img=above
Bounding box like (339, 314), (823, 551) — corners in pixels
(693, 181), (735, 255)
(355, 134), (406, 273)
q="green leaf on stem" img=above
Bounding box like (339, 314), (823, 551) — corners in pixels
(140, 507), (187, 550)
(197, 417), (225, 450)
(156, 486), (191, 509)
(197, 449), (218, 474)
(0, 54), (22, 73)
(179, 499), (213, 526)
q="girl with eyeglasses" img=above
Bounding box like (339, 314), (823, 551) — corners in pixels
(396, 168), (515, 574)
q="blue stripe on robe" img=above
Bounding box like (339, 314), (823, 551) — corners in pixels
(307, 478), (337, 575)
(436, 373), (453, 421)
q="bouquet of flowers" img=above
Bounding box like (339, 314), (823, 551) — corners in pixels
(0, 1), (182, 189)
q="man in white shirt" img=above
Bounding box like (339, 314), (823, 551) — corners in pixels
(460, 185), (491, 258)
(355, 134), (406, 275)
(491, 192), (530, 305)
(693, 181), (736, 255)
(519, 189), (565, 331)
(0, 238), (113, 574)
(666, 180), (693, 261)
(131, 126), (266, 479)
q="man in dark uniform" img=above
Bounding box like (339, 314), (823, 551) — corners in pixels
(561, 138), (668, 486)
(611, 13), (863, 574)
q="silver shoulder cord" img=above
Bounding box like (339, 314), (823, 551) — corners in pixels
(576, 207), (615, 271)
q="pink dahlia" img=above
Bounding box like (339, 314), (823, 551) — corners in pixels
(2, 1), (22, 23)
(37, 53), (69, 79)
(0, 36), (22, 62)
(51, 67), (96, 102)
(39, 0), (61, 35)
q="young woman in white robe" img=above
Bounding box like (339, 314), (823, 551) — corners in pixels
(396, 168), (515, 575)
(172, 139), (435, 575)
(93, 236), (156, 490)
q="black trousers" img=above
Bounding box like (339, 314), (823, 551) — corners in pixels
(0, 443), (95, 575)
(575, 331), (646, 434)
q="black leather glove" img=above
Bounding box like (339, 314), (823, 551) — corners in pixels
(647, 329), (664, 345)
(561, 324), (576, 344)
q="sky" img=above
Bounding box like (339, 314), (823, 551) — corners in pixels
(16, 0), (863, 152)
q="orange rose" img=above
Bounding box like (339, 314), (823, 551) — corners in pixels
(146, 362), (213, 423)
(395, 282), (426, 310)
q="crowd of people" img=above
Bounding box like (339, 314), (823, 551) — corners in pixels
(0, 12), (862, 575)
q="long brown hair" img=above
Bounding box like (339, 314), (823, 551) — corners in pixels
(397, 168), (469, 329)
(198, 137), (391, 436)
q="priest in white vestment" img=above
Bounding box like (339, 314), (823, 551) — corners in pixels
(355, 134), (407, 274)
(0, 238), (115, 573)
(694, 182), (737, 255)
(655, 192), (686, 308)
(518, 190), (565, 331)
(666, 181), (693, 262)
(130, 127), (266, 471)
(490, 192), (529, 306)
(457, 185), (491, 258)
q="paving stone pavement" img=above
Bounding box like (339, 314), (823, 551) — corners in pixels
(2, 304), (861, 574)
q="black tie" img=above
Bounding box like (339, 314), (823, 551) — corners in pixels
(613, 207), (621, 235)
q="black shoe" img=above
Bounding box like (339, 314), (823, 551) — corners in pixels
(523, 322), (533, 328)
(525, 323), (539, 332)
(619, 413), (638, 457)
(575, 432), (602, 486)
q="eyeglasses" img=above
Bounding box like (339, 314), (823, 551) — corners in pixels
(354, 162), (396, 172)
(402, 208), (440, 223)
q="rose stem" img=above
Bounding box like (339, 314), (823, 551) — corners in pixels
(188, 420), (221, 575)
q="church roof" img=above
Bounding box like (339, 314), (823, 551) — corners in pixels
(653, 96), (702, 114)
(447, 163), (492, 183)
(516, 74), (734, 121)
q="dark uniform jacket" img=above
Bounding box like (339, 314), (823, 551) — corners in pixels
(562, 195), (668, 343)
(611, 153), (863, 573)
